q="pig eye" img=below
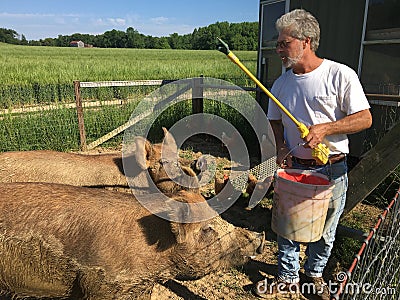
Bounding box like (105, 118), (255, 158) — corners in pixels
(159, 159), (179, 167)
(201, 225), (217, 241)
(159, 159), (168, 165)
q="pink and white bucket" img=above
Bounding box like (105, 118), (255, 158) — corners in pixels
(271, 168), (335, 243)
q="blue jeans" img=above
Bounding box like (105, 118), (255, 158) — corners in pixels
(277, 159), (348, 282)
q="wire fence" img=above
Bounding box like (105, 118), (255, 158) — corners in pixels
(0, 82), (163, 152)
(333, 184), (400, 300)
(0, 77), (258, 153)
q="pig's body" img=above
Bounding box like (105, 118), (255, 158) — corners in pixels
(0, 182), (264, 299)
(0, 150), (127, 187)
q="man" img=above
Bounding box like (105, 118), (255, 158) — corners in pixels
(253, 9), (372, 300)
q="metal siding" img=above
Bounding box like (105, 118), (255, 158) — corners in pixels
(289, 0), (366, 71)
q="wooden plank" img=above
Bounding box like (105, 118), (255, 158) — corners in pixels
(79, 80), (163, 88)
(0, 99), (136, 116)
(369, 100), (400, 107)
(365, 94), (400, 107)
(86, 83), (192, 150)
(366, 94), (400, 102)
(344, 121), (400, 215)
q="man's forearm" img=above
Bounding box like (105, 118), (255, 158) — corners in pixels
(324, 109), (372, 135)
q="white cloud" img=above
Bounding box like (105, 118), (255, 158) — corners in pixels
(150, 16), (169, 25)
(107, 18), (126, 26)
(93, 18), (106, 26)
(91, 17), (126, 28)
(53, 17), (66, 25)
(1, 11), (194, 39)
(136, 23), (194, 37)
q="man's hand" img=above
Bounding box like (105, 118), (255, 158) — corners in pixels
(303, 123), (328, 149)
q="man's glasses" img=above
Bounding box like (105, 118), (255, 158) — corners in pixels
(276, 40), (293, 49)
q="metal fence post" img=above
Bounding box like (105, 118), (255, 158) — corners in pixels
(74, 80), (87, 151)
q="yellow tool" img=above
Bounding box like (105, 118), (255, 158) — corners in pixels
(217, 37), (329, 164)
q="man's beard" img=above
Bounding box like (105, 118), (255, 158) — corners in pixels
(283, 48), (304, 69)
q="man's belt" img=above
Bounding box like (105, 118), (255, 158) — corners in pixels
(292, 153), (346, 166)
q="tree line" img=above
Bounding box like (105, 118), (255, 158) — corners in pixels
(0, 21), (258, 50)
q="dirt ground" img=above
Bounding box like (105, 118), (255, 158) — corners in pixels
(85, 135), (381, 300)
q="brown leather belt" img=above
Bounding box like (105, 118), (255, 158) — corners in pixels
(292, 153), (346, 166)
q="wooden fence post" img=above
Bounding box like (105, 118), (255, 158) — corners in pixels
(343, 120), (400, 216)
(74, 80), (87, 151)
(192, 75), (204, 114)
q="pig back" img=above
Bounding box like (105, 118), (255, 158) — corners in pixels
(0, 150), (127, 187)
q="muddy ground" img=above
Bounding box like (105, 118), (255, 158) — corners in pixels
(85, 135), (381, 300)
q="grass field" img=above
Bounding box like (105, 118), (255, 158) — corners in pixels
(0, 43), (257, 107)
(1, 43), (257, 85)
(0, 43), (258, 151)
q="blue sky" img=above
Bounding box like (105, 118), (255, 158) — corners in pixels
(0, 0), (260, 40)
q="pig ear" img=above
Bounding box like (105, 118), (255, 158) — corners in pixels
(166, 198), (200, 244)
(170, 222), (202, 244)
(170, 222), (189, 244)
(161, 127), (179, 167)
(162, 127), (178, 151)
(133, 136), (152, 170)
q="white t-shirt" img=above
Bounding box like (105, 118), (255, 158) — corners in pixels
(267, 59), (370, 159)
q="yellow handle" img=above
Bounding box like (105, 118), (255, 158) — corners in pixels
(297, 123), (329, 164)
(226, 52), (330, 164)
(227, 53), (301, 127)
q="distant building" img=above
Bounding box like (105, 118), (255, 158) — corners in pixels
(70, 40), (84, 48)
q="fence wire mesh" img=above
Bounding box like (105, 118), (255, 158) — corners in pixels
(0, 84), (159, 152)
(0, 78), (258, 152)
(0, 104), (80, 152)
(334, 185), (400, 300)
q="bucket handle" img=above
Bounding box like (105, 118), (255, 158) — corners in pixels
(280, 142), (307, 167)
(281, 142), (336, 180)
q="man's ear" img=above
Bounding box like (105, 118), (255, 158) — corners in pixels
(303, 37), (311, 50)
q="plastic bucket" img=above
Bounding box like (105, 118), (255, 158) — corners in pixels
(271, 168), (335, 243)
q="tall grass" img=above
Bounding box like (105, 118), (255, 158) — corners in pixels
(0, 43), (256, 107)
(0, 43), (258, 151)
(0, 43), (256, 84)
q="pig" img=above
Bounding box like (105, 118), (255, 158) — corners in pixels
(0, 182), (265, 299)
(0, 128), (200, 193)
(0, 149), (127, 187)
(0, 129), (265, 299)
(123, 128), (200, 195)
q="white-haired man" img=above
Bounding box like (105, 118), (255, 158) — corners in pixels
(254, 9), (372, 300)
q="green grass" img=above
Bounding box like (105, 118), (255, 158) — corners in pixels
(0, 43), (258, 151)
(0, 43), (256, 85)
(0, 43), (257, 108)
(0, 107), (80, 151)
